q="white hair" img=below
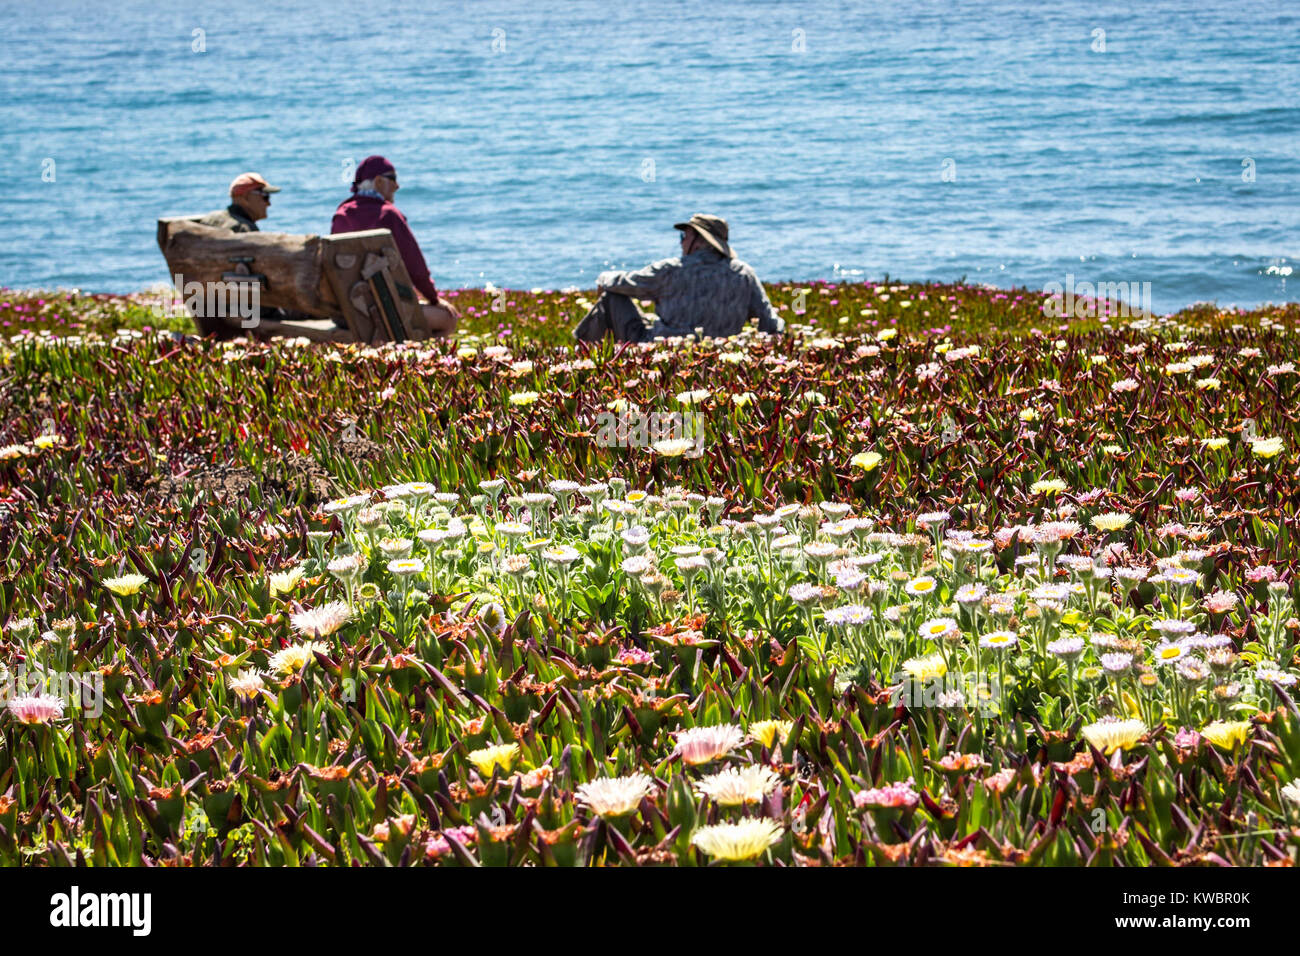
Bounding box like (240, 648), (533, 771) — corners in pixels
(356, 178), (376, 192)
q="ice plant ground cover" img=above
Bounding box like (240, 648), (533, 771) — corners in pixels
(1, 286), (1299, 866)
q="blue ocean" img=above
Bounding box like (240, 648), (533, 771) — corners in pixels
(1, 0), (1296, 312)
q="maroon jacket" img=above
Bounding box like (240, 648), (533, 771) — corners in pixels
(331, 194), (438, 303)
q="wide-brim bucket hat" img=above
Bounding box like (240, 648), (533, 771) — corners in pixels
(674, 213), (732, 258)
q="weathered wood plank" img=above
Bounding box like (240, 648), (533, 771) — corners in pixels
(156, 219), (420, 344)
(159, 219), (335, 316)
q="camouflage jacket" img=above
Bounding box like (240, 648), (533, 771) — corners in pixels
(196, 204), (258, 233)
(597, 248), (784, 338)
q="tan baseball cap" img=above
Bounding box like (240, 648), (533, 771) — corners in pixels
(229, 172), (281, 197)
(674, 213), (732, 258)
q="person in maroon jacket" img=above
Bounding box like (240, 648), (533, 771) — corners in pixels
(331, 155), (459, 338)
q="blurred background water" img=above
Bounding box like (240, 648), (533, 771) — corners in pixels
(0, 0), (1296, 312)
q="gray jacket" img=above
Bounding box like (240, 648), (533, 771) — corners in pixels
(597, 248), (784, 338)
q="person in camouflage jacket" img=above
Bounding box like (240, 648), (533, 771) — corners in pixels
(197, 171), (280, 233)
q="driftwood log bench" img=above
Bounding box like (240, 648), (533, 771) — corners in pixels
(156, 217), (422, 343)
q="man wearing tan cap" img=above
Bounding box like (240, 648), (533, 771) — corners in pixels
(573, 213), (785, 342)
(197, 172), (281, 233)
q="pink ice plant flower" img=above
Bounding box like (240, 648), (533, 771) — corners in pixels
(853, 777), (920, 810)
(7, 691), (65, 725)
(426, 825), (479, 859)
(615, 646), (654, 667)
(674, 724), (745, 765)
(1203, 589), (1240, 615)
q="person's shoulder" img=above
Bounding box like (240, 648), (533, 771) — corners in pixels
(196, 208), (232, 227)
(630, 256), (681, 276)
(329, 201), (353, 233)
(377, 202), (412, 228)
(729, 256), (759, 277)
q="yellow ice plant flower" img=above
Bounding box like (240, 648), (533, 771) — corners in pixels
(732, 391), (757, 407)
(690, 818), (783, 862)
(508, 391), (540, 407)
(1090, 512), (1132, 533)
(1201, 720), (1252, 751)
(877, 327), (897, 342)
(748, 719), (794, 750)
(694, 765), (782, 807)
(1018, 408), (1039, 422)
(268, 566), (304, 597)
(575, 773), (656, 818)
(290, 601), (353, 637)
(851, 451), (882, 472)
(1201, 436), (1229, 451)
(1081, 718), (1147, 754)
(1031, 478), (1068, 496)
(268, 640), (327, 675)
(676, 389), (710, 406)
(653, 438), (696, 457)
(32, 433), (65, 450)
(103, 573), (149, 596)
(227, 669), (268, 701)
(0, 444), (33, 460)
(1250, 436), (1284, 459)
(1195, 377), (1220, 390)
(468, 743), (520, 777)
(902, 652), (947, 682)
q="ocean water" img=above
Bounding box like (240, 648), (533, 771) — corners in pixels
(0, 0), (1296, 312)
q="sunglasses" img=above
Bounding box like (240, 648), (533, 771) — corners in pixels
(379, 173), (399, 185)
(251, 190), (271, 200)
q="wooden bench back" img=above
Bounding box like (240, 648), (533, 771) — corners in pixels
(156, 218), (419, 343)
(320, 229), (420, 344)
